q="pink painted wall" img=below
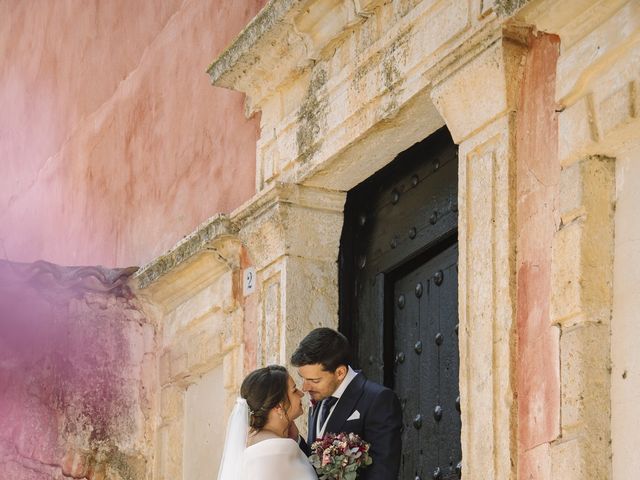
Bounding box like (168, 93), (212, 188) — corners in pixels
(515, 33), (561, 478)
(0, 0), (266, 268)
(0, 262), (153, 479)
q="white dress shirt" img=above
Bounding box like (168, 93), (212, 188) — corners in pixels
(316, 366), (358, 438)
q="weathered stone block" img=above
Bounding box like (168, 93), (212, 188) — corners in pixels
(560, 323), (610, 436)
(160, 386), (184, 423)
(186, 330), (219, 374)
(556, 1), (640, 102)
(551, 221), (584, 325)
(223, 347), (242, 390)
(559, 153), (587, 223)
(597, 81), (636, 138)
(551, 430), (610, 480)
(164, 270), (232, 340)
(283, 255), (339, 358)
(157, 423), (183, 480)
(519, 442), (552, 480)
(550, 436), (589, 479)
(432, 37), (526, 143)
(553, 156), (615, 326)
(558, 95), (596, 166)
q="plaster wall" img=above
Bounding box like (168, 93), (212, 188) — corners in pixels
(183, 366), (225, 480)
(611, 138), (640, 479)
(0, 0), (265, 267)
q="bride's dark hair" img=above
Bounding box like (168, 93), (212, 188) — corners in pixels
(240, 365), (290, 431)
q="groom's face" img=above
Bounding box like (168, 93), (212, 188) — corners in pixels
(297, 364), (347, 402)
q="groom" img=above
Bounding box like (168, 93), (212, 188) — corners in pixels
(291, 328), (402, 480)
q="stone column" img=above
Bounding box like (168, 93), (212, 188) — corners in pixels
(431, 27), (529, 480)
(550, 155), (615, 478)
(236, 183), (346, 368)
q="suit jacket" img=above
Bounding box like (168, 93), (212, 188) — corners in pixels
(304, 372), (402, 480)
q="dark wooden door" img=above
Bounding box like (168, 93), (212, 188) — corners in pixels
(339, 127), (461, 479)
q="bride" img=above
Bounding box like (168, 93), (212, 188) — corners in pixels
(217, 365), (318, 480)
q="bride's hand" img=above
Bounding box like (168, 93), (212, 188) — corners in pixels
(287, 420), (299, 440)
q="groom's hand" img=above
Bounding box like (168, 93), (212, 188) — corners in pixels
(288, 420), (300, 441)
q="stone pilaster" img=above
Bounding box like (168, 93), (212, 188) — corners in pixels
(431, 29), (528, 480)
(234, 183), (346, 368)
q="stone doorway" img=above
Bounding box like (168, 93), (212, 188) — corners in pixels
(339, 128), (461, 479)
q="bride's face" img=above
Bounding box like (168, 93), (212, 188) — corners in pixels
(284, 375), (304, 420)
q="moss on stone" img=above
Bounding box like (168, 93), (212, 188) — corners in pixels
(296, 65), (328, 163)
(207, 0), (298, 83)
(495, 0), (530, 17)
(103, 448), (147, 480)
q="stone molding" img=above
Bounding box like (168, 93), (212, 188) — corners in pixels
(207, 0), (387, 115)
(136, 183), (345, 287)
(456, 115), (518, 480)
(431, 25), (530, 142)
(234, 182), (346, 269)
(134, 214), (236, 290)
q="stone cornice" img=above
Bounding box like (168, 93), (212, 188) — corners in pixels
(135, 184), (345, 291)
(134, 214), (236, 290)
(231, 181), (345, 228)
(207, 0), (386, 114)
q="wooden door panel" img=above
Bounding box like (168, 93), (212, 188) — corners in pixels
(339, 128), (461, 479)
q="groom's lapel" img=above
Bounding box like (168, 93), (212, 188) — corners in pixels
(325, 372), (366, 435)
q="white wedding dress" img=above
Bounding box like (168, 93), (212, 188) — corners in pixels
(217, 399), (317, 480)
(239, 438), (317, 480)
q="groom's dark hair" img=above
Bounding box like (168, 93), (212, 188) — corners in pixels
(290, 327), (351, 372)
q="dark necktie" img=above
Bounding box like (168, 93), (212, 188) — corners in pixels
(319, 396), (338, 430)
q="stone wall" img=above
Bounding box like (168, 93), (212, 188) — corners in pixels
(201, 1), (640, 479)
(0, 0), (265, 267)
(611, 137), (640, 479)
(516, 0), (640, 478)
(0, 262), (155, 480)
(134, 187), (346, 479)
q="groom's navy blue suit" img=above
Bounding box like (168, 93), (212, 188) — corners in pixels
(304, 372), (402, 480)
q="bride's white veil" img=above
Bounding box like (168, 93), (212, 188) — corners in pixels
(217, 398), (250, 480)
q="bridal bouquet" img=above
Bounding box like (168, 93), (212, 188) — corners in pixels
(309, 432), (372, 480)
